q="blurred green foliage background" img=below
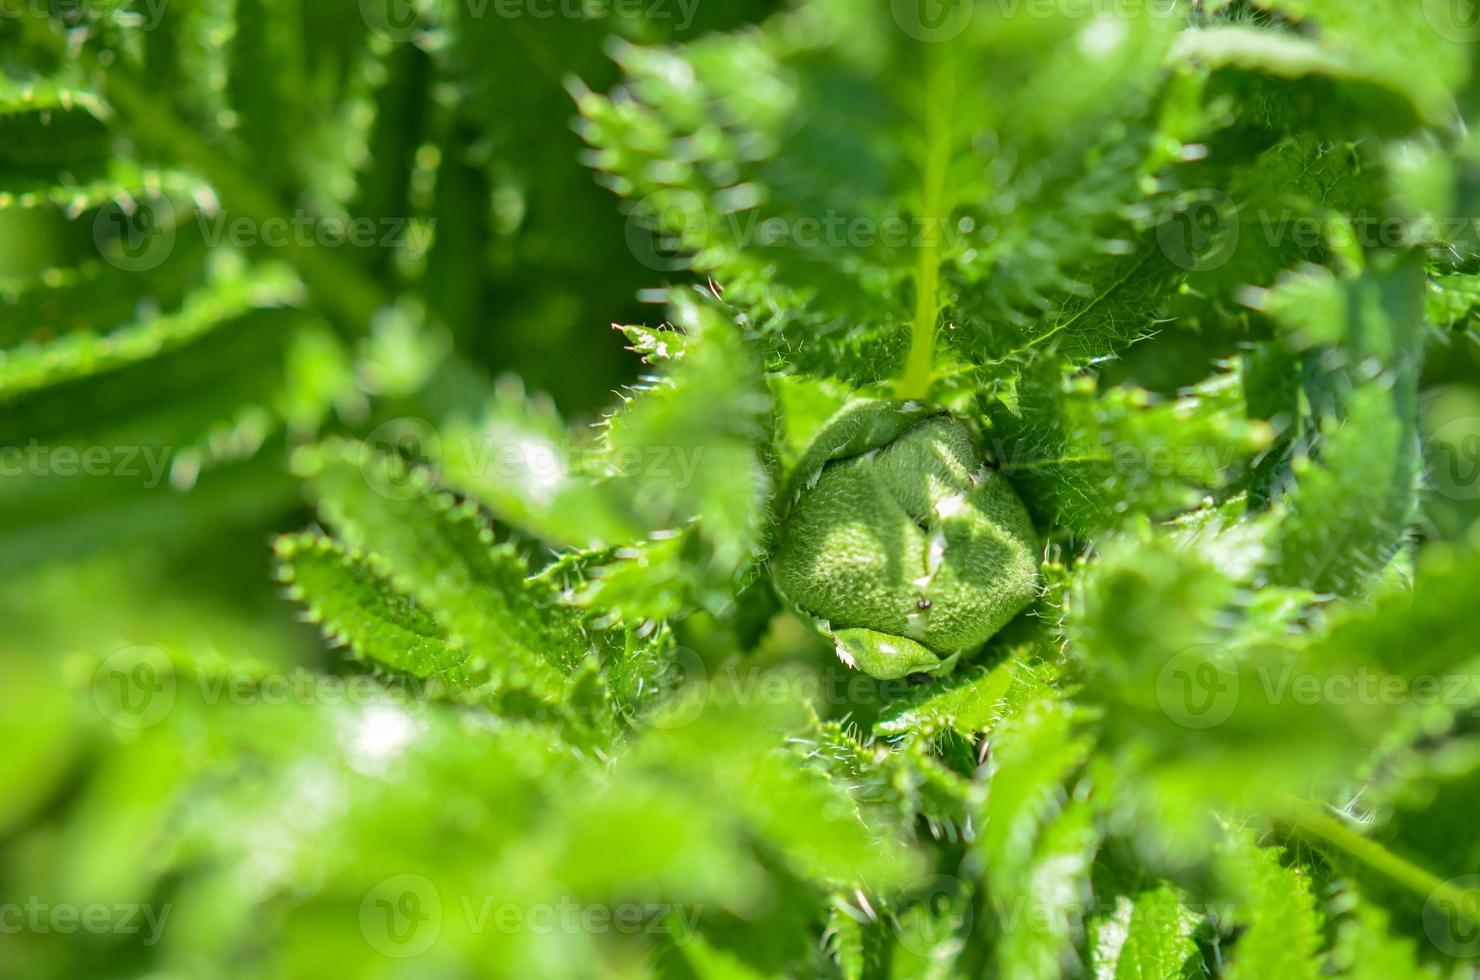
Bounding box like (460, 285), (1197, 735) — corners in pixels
(0, 3), (798, 976)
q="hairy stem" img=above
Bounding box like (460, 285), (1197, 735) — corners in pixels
(1279, 794), (1480, 925)
(897, 44), (953, 400)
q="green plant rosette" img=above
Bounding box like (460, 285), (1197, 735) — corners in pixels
(774, 399), (1041, 679)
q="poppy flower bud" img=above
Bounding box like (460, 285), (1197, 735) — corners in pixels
(775, 400), (1040, 679)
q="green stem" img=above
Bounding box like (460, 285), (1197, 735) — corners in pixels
(1279, 794), (1480, 923)
(897, 45), (953, 401)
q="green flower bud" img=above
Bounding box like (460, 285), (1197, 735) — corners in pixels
(775, 400), (1040, 679)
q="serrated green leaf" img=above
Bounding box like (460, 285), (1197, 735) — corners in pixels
(1087, 884), (1202, 980)
(1217, 829), (1325, 980)
(1427, 273), (1480, 333)
(601, 295), (772, 573)
(0, 262), (299, 401)
(974, 683), (1100, 979)
(679, 932), (773, 980)
(954, 246), (1185, 371)
(1068, 526), (1377, 859)
(1327, 889), (1440, 980)
(874, 647), (1060, 743)
(437, 376), (641, 550)
(799, 709), (973, 845)
(299, 439), (591, 702)
(273, 530), (469, 687)
(1247, 1), (1467, 124)
(1261, 259), (1425, 596)
(579, 0), (1181, 385)
(987, 361), (1271, 536)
